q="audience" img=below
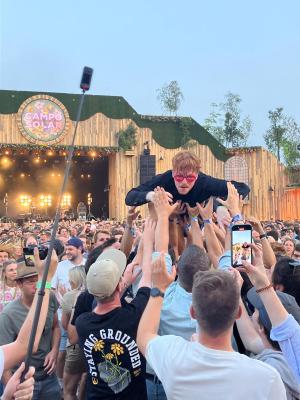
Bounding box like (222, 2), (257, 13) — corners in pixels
(0, 171), (300, 399)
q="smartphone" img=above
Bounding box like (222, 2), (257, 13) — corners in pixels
(23, 246), (48, 267)
(231, 224), (252, 267)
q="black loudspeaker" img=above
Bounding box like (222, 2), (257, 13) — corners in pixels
(140, 155), (156, 184)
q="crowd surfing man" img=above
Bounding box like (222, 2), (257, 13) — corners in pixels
(125, 150), (250, 207)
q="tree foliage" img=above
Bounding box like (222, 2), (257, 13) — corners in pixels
(264, 108), (300, 165)
(264, 108), (287, 161)
(157, 80), (184, 115)
(203, 92), (251, 147)
(117, 123), (137, 151)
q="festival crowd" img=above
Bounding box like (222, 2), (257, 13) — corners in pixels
(0, 151), (299, 400)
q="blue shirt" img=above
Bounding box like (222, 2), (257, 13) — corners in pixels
(271, 314), (300, 383)
(159, 281), (196, 340)
(218, 250), (231, 270)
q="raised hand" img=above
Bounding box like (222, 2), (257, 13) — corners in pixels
(196, 197), (213, 221)
(127, 206), (140, 226)
(186, 203), (199, 218)
(216, 182), (240, 217)
(147, 189), (173, 204)
(236, 243), (270, 290)
(151, 253), (176, 292)
(123, 261), (142, 289)
(34, 247), (58, 281)
(246, 216), (264, 234)
(153, 187), (179, 218)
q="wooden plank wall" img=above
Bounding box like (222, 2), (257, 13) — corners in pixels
(230, 148), (290, 220)
(0, 112), (298, 220)
(282, 188), (300, 221)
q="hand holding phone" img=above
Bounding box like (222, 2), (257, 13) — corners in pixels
(231, 224), (252, 267)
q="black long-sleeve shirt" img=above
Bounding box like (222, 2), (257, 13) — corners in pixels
(125, 170), (250, 207)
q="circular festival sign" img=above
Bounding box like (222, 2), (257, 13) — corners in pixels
(17, 95), (70, 145)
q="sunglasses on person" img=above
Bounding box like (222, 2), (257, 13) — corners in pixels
(173, 174), (198, 183)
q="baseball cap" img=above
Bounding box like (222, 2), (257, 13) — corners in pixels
(247, 287), (300, 331)
(66, 237), (83, 249)
(86, 249), (127, 299)
(17, 261), (38, 280)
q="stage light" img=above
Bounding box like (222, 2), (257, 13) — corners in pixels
(90, 151), (96, 158)
(0, 157), (12, 169)
(5, 151), (9, 155)
(61, 193), (71, 208)
(40, 194), (52, 207)
(34, 157), (40, 164)
(20, 195), (32, 208)
(47, 151), (53, 156)
(87, 174), (91, 178)
(51, 173), (55, 177)
(81, 174), (84, 178)
(43, 160), (47, 163)
(20, 173), (25, 178)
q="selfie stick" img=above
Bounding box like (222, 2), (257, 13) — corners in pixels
(23, 67), (93, 377)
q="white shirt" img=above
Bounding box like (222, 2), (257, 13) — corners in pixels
(51, 259), (85, 292)
(146, 335), (287, 400)
(0, 347), (4, 379)
(51, 258), (85, 318)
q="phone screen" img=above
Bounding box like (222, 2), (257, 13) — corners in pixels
(231, 225), (252, 267)
(23, 247), (35, 267)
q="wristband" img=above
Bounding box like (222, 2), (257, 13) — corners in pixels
(203, 219), (212, 224)
(232, 214), (243, 223)
(36, 281), (52, 290)
(259, 233), (268, 240)
(256, 283), (273, 294)
(191, 216), (198, 222)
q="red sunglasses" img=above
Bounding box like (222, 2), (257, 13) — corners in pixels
(173, 174), (198, 183)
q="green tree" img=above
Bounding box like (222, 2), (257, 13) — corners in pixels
(203, 103), (224, 142)
(264, 109), (300, 165)
(203, 92), (251, 147)
(282, 116), (300, 166)
(264, 108), (287, 161)
(157, 80), (184, 115)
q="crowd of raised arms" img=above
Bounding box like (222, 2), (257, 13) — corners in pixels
(0, 151), (299, 400)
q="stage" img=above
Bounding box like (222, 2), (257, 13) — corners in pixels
(0, 151), (109, 220)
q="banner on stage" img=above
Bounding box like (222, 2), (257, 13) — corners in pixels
(17, 94), (70, 145)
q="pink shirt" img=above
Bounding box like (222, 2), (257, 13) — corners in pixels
(0, 286), (21, 313)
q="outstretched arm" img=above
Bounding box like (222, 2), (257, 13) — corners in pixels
(125, 173), (171, 206)
(204, 174), (250, 200)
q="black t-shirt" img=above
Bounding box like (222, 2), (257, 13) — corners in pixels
(76, 287), (150, 400)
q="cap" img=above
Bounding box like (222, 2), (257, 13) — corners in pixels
(66, 237), (83, 249)
(86, 249), (127, 299)
(247, 287), (300, 332)
(17, 261), (38, 280)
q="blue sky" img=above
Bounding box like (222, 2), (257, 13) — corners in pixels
(1, 0), (300, 146)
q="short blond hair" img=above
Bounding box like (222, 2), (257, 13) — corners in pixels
(172, 151), (200, 174)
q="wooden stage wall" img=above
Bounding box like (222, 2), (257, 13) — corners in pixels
(0, 112), (298, 221)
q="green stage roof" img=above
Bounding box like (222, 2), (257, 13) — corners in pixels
(0, 90), (228, 161)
